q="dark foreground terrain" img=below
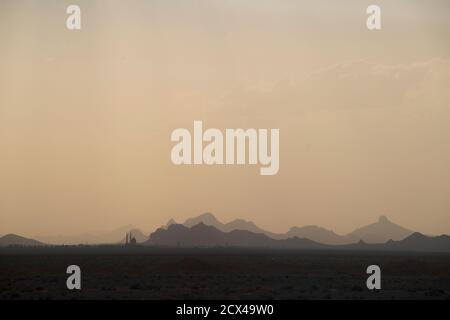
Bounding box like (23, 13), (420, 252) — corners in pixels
(0, 247), (449, 300)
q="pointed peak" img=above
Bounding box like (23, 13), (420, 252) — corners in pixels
(164, 218), (177, 229)
(198, 212), (217, 219)
(166, 218), (177, 225)
(407, 232), (427, 240)
(185, 212), (220, 224)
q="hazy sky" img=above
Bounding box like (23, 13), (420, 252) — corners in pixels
(1, 0), (450, 237)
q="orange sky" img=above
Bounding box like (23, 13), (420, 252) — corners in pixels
(1, 0), (450, 237)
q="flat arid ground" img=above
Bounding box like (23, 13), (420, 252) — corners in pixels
(0, 247), (449, 300)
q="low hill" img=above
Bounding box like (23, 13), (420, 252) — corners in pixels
(340, 232), (450, 252)
(384, 232), (450, 252)
(0, 234), (45, 247)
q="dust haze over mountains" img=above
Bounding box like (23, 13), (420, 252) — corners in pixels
(1, 1), (449, 302)
(164, 212), (414, 244)
(2, 212), (449, 252)
(1, 1), (450, 238)
(147, 223), (450, 253)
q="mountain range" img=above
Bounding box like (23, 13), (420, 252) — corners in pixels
(2, 213), (447, 252)
(146, 223), (450, 252)
(148, 222), (327, 249)
(31, 213), (413, 246)
(163, 213), (414, 245)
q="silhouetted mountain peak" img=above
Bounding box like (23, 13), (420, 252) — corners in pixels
(165, 218), (177, 228)
(2, 234), (22, 240)
(146, 223), (327, 249)
(405, 232), (427, 241)
(226, 219), (260, 231)
(198, 212), (219, 222)
(200, 212), (215, 218)
(378, 215), (389, 224)
(157, 213), (420, 246)
(0, 234), (45, 246)
(347, 215), (413, 243)
(383, 232), (450, 252)
(230, 218), (254, 226)
(184, 212), (221, 228)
